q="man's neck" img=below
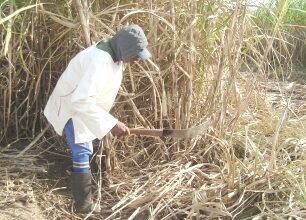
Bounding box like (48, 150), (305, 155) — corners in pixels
(96, 39), (116, 62)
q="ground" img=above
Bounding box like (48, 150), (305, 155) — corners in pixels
(0, 67), (305, 219)
(0, 201), (45, 220)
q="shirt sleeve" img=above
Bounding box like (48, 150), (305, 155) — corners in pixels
(70, 56), (118, 140)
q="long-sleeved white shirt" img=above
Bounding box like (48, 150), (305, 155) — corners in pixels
(44, 44), (123, 143)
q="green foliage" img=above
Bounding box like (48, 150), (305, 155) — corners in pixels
(252, 0), (306, 66)
(284, 0), (306, 26)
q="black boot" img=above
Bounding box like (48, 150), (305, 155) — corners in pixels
(71, 172), (100, 213)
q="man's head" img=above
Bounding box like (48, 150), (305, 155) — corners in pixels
(109, 24), (151, 62)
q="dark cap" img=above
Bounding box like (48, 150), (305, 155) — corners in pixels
(110, 24), (151, 61)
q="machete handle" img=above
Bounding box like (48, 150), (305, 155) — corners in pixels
(129, 128), (163, 137)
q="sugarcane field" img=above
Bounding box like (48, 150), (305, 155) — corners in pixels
(1, 0), (306, 219)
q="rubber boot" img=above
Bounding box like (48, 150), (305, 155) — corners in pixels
(71, 172), (100, 214)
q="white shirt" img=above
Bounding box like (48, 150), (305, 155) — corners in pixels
(44, 45), (123, 143)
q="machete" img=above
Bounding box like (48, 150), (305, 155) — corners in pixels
(129, 120), (210, 138)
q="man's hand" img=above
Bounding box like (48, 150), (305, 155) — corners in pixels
(111, 121), (130, 137)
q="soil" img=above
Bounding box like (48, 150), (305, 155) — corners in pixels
(1, 67), (305, 220)
(0, 201), (46, 220)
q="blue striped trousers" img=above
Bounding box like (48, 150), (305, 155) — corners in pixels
(64, 119), (93, 173)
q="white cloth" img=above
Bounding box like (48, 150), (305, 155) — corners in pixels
(44, 45), (123, 143)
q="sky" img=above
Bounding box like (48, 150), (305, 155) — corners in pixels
(248, 0), (272, 10)
(251, 0), (271, 4)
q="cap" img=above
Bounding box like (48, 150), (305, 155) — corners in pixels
(110, 24), (151, 62)
(138, 48), (152, 60)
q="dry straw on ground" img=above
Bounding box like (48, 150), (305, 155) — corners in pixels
(0, 0), (305, 219)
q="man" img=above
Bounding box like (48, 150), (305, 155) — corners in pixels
(44, 24), (151, 213)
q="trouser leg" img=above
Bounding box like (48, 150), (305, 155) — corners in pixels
(64, 119), (99, 213)
(64, 119), (93, 173)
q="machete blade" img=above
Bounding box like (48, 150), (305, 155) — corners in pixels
(130, 120), (210, 138)
(162, 121), (210, 138)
